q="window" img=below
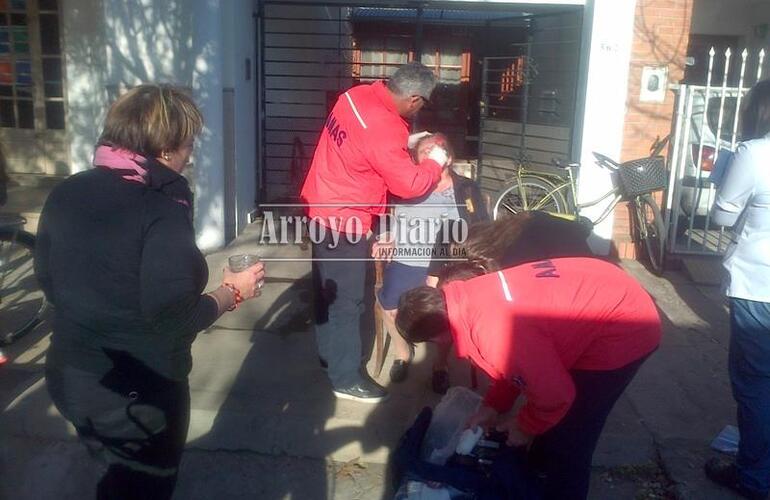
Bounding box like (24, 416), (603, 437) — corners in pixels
(353, 36), (470, 85)
(353, 37), (410, 81)
(420, 41), (468, 85)
(0, 0), (64, 130)
(500, 56), (527, 99)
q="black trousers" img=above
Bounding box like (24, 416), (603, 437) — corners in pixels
(46, 357), (190, 500)
(311, 228), (371, 388)
(528, 356), (649, 500)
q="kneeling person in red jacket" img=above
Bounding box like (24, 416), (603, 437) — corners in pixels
(396, 257), (661, 500)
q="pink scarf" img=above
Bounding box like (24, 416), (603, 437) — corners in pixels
(93, 145), (148, 184)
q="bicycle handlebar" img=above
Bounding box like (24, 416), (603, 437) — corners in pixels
(592, 152), (620, 171)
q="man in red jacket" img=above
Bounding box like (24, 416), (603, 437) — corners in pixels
(396, 257), (661, 499)
(301, 63), (449, 402)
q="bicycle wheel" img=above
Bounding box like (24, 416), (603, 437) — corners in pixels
(632, 194), (665, 275)
(493, 175), (572, 220)
(0, 229), (47, 344)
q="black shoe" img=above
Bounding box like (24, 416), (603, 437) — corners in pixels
(319, 357), (328, 370)
(333, 378), (389, 403)
(431, 369), (450, 395)
(705, 458), (769, 500)
(390, 360), (409, 383)
(389, 345), (414, 383)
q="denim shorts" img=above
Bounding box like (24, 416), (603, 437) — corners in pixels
(378, 261), (429, 310)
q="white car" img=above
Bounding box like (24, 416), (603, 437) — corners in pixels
(680, 93), (738, 218)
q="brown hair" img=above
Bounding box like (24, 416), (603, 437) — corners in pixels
(450, 212), (534, 268)
(98, 84), (203, 157)
(741, 79), (770, 141)
(437, 260), (487, 286)
(450, 211), (593, 267)
(396, 286), (449, 343)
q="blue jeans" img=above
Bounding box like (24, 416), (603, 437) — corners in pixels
(730, 297), (770, 495)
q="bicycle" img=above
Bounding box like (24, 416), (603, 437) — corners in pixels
(0, 214), (47, 344)
(492, 139), (669, 274)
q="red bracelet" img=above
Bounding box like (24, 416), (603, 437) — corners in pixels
(222, 283), (243, 311)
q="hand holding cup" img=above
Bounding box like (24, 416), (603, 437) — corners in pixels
(224, 254), (265, 299)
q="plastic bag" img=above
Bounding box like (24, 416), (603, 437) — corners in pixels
(420, 387), (483, 465)
(711, 425), (740, 455)
(394, 481), (455, 500)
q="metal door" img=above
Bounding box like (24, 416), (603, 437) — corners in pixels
(477, 10), (583, 196)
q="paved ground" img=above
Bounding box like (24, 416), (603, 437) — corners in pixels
(0, 222), (745, 499)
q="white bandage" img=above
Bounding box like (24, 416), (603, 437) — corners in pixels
(428, 146), (450, 167)
(408, 131), (432, 149)
(455, 426), (484, 455)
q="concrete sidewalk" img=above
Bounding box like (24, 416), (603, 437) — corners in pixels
(0, 223), (745, 499)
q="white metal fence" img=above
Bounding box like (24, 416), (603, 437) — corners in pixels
(666, 47), (766, 256)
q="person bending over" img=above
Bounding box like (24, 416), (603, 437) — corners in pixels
(396, 257), (661, 500)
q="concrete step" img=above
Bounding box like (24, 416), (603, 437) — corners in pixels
(680, 255), (725, 286)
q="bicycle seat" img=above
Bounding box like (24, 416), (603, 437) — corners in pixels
(0, 213), (26, 230)
(551, 158), (580, 169)
(592, 152), (620, 170)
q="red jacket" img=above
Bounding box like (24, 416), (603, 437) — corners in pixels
(442, 257), (661, 435)
(300, 81), (442, 235)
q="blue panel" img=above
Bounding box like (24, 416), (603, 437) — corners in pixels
(15, 59), (29, 73)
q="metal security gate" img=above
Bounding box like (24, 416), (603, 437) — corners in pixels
(257, 3), (355, 203)
(477, 10), (583, 197)
(666, 47), (767, 255)
(256, 2), (585, 203)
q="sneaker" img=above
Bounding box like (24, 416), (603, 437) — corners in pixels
(705, 457), (769, 500)
(333, 378), (389, 403)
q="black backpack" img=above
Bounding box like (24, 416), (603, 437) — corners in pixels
(391, 407), (542, 500)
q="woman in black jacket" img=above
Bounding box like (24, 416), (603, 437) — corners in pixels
(35, 84), (264, 500)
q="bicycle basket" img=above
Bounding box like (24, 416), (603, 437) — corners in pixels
(617, 156), (667, 197)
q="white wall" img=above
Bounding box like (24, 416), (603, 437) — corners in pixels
(61, 0), (110, 173)
(62, 0), (229, 250)
(221, 0), (257, 239)
(190, 0), (226, 251)
(574, 0), (637, 255)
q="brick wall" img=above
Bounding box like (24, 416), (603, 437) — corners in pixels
(612, 0), (694, 259)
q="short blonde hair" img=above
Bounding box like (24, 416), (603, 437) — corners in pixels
(98, 84), (203, 157)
